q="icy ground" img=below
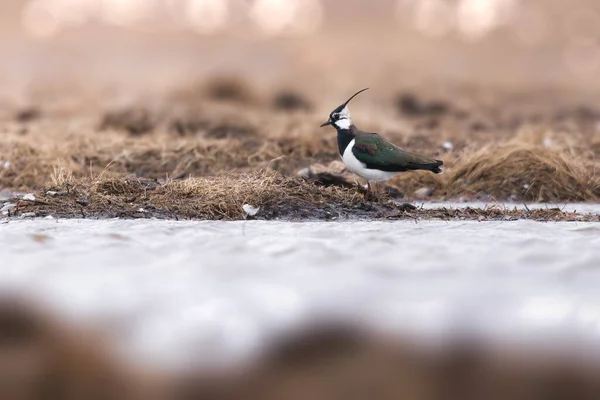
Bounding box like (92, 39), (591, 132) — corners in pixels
(2, 209), (600, 370)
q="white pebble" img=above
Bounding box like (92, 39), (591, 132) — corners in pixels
(23, 193), (36, 201)
(442, 141), (453, 150)
(242, 204), (260, 216)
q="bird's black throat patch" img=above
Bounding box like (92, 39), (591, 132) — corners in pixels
(336, 127), (356, 156)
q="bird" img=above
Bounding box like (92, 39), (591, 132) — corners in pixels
(320, 88), (443, 193)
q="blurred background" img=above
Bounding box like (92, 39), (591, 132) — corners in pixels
(2, 0), (600, 100)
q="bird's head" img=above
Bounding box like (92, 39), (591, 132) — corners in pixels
(320, 88), (369, 130)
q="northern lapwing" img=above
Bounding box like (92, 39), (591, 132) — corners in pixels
(320, 88), (443, 192)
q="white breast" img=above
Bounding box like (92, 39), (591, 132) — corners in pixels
(341, 139), (397, 182)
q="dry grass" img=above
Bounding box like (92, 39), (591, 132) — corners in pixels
(8, 170), (599, 221)
(49, 165), (74, 188)
(447, 143), (599, 202)
(11, 171), (377, 220)
(151, 171), (367, 220)
(2, 78), (600, 220)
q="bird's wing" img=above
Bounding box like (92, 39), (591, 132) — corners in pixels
(352, 132), (443, 173)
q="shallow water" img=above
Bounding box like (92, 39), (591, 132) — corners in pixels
(2, 214), (600, 370)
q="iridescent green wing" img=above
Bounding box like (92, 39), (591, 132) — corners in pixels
(352, 133), (443, 173)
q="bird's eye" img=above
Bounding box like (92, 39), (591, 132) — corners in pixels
(331, 113), (337, 120)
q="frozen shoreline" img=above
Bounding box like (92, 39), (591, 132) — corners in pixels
(2, 216), (600, 370)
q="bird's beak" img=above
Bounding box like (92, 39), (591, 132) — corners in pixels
(320, 121), (332, 127)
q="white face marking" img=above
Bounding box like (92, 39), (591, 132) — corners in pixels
(334, 119), (351, 129)
(341, 139), (397, 182)
(333, 106), (351, 129)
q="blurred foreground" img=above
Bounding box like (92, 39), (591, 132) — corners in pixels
(4, 299), (600, 400)
(3, 218), (600, 398)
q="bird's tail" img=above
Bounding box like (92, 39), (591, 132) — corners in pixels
(406, 158), (444, 174)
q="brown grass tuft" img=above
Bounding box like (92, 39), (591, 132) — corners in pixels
(448, 144), (599, 202)
(49, 165), (74, 188)
(139, 171), (367, 219)
(93, 177), (159, 197)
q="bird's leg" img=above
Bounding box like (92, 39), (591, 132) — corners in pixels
(363, 181), (379, 202)
(360, 181), (370, 200)
(370, 181), (381, 202)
